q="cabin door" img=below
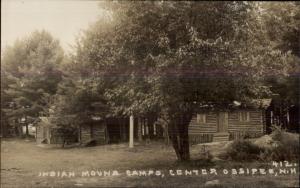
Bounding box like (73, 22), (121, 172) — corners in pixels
(217, 112), (228, 132)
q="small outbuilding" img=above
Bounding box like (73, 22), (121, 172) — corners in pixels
(36, 117), (77, 145)
(78, 116), (108, 145)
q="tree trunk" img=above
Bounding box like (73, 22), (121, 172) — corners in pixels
(15, 124), (21, 137)
(25, 124), (29, 137)
(78, 124), (81, 143)
(18, 124), (23, 138)
(168, 113), (192, 161)
(165, 124), (170, 145)
(137, 117), (143, 142)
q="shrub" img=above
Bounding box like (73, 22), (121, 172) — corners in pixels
(223, 139), (265, 161)
(83, 139), (97, 147)
(257, 127), (299, 162)
(268, 128), (299, 161)
(222, 127), (299, 162)
(199, 145), (213, 161)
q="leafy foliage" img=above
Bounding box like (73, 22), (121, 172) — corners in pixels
(223, 128), (299, 162)
(50, 75), (109, 127)
(73, 1), (294, 160)
(268, 128), (299, 161)
(222, 139), (264, 161)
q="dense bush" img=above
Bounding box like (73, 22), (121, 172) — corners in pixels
(266, 128), (299, 161)
(222, 139), (265, 161)
(199, 145), (214, 162)
(223, 128), (299, 162)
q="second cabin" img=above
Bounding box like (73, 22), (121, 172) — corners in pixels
(78, 116), (162, 145)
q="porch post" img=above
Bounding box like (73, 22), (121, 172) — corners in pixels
(129, 115), (134, 148)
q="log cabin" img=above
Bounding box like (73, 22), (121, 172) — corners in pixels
(78, 116), (108, 145)
(86, 116), (161, 144)
(77, 116), (163, 145)
(36, 115), (162, 146)
(189, 100), (271, 145)
(36, 116), (106, 145)
(36, 101), (163, 146)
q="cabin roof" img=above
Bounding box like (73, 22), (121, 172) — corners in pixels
(38, 116), (56, 128)
(195, 99), (271, 111)
(249, 99), (272, 109)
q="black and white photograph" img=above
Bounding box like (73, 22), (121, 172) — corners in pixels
(1, 1), (299, 187)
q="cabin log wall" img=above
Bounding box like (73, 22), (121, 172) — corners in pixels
(188, 112), (217, 144)
(228, 110), (264, 140)
(80, 121), (107, 145)
(91, 122), (107, 144)
(189, 110), (265, 145)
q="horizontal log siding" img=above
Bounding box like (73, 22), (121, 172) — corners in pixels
(228, 110), (264, 140)
(80, 126), (92, 144)
(189, 113), (217, 145)
(91, 124), (106, 144)
(189, 110), (265, 144)
(80, 123), (106, 144)
(189, 113), (217, 134)
(206, 113), (218, 124)
(49, 129), (77, 144)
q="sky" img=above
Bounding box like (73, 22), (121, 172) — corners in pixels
(1, 0), (105, 53)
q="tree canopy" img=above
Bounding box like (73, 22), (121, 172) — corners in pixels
(70, 1), (295, 160)
(2, 30), (64, 135)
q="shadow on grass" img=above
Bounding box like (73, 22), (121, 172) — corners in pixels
(174, 158), (216, 168)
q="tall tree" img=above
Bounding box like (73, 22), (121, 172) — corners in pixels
(76, 1), (292, 160)
(260, 2), (300, 130)
(2, 30), (64, 136)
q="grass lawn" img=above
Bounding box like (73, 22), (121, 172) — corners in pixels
(1, 138), (299, 188)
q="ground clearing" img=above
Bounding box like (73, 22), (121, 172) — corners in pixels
(1, 138), (299, 187)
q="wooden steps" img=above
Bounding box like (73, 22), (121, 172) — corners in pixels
(213, 132), (230, 142)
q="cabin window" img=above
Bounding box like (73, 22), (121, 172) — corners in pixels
(239, 111), (250, 122)
(197, 114), (206, 124)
